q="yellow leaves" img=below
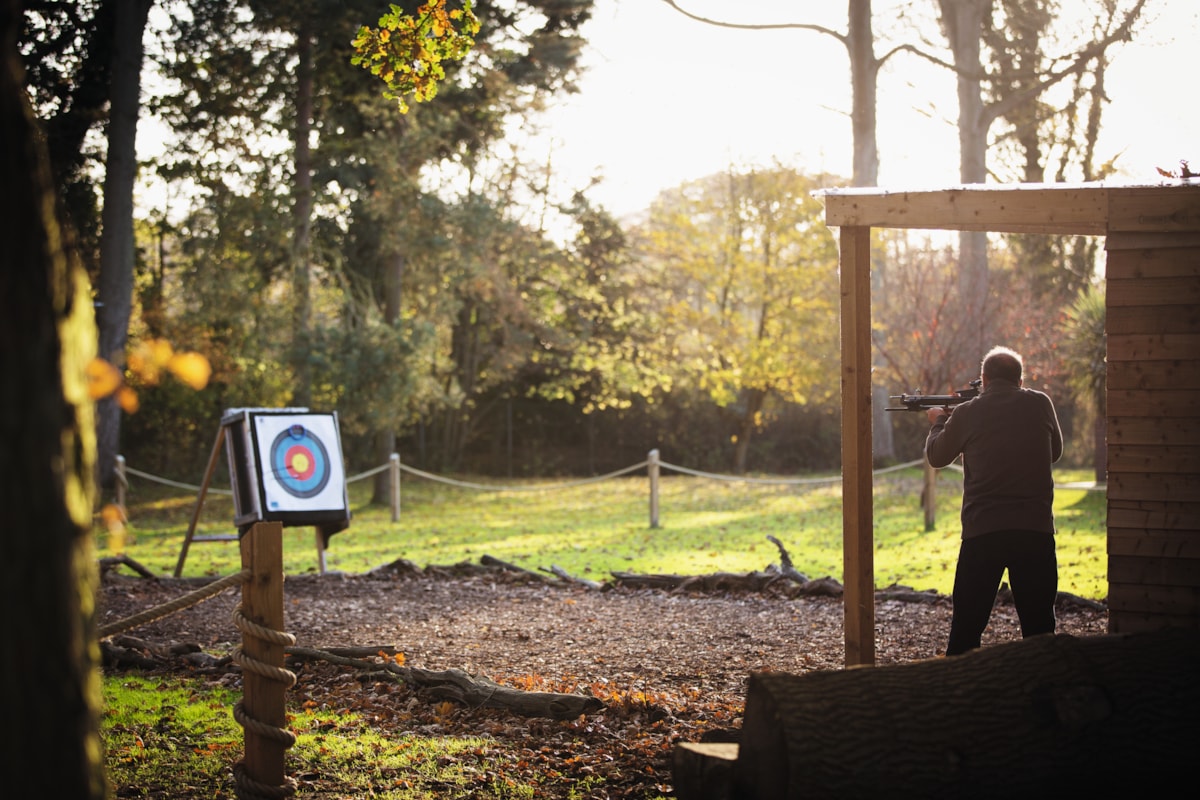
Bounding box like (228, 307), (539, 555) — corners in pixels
(128, 339), (211, 389)
(87, 338), (211, 412)
(126, 339), (174, 383)
(87, 358), (122, 400)
(117, 386), (139, 413)
(349, 0), (480, 112)
(169, 352), (212, 390)
(381, 650), (406, 666)
(100, 503), (128, 552)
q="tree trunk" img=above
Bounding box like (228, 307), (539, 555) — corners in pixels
(95, 0), (152, 491)
(846, 0), (878, 189)
(291, 24), (315, 408)
(847, 0), (896, 462)
(939, 0), (993, 356)
(730, 628), (1199, 799)
(372, 249), (405, 503)
(0, 4), (106, 793)
(732, 387), (765, 474)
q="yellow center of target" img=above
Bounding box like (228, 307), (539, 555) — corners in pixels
(290, 453), (311, 476)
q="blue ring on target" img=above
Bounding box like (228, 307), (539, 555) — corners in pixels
(269, 424), (332, 499)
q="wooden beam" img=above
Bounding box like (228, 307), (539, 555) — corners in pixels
(1107, 499), (1200, 530)
(821, 184), (1109, 235)
(1106, 416), (1200, 446)
(1108, 445), (1200, 475)
(839, 225), (874, 667)
(1107, 186), (1200, 234)
(821, 182), (1200, 236)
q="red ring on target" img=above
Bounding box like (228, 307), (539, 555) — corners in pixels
(284, 444), (317, 481)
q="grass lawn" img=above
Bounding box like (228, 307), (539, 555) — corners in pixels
(99, 465), (1107, 601)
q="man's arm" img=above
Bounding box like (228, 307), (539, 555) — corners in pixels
(924, 406), (962, 468)
(1046, 394), (1064, 463)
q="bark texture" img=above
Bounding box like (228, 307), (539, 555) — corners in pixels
(1, 3), (105, 794)
(731, 627), (1200, 799)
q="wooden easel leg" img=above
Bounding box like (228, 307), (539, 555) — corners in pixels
(173, 425), (226, 577)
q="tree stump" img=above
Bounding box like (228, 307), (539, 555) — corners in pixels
(729, 628), (1199, 799)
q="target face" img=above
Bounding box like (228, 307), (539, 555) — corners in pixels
(250, 413), (347, 514)
(270, 424), (331, 498)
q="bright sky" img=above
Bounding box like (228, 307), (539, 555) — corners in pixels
(528, 0), (1199, 218)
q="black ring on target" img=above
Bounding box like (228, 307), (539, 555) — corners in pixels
(269, 424), (332, 499)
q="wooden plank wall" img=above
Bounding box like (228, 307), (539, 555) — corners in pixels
(1105, 218), (1200, 633)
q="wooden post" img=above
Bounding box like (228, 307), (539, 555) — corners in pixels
(923, 461), (937, 531)
(839, 225), (875, 667)
(390, 452), (400, 522)
(648, 449), (661, 529)
(314, 527), (326, 574)
(114, 454), (126, 511)
(239, 521), (288, 791)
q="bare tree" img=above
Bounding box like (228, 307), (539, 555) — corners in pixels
(659, 0), (902, 461)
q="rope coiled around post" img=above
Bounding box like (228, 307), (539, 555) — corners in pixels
(231, 602), (298, 800)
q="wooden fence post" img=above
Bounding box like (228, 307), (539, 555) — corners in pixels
(115, 454), (126, 511)
(923, 461), (937, 531)
(237, 521), (292, 796)
(648, 449), (660, 529)
(390, 453), (401, 522)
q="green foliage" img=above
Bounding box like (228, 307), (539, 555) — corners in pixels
(99, 468), (1108, 600)
(351, 1), (482, 112)
(1059, 282), (1107, 414)
(635, 165), (843, 471)
(132, 0), (600, 475)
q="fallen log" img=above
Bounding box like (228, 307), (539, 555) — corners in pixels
(765, 535), (809, 584)
(286, 646), (604, 720)
(542, 564), (604, 589)
(479, 554), (552, 582)
(875, 583), (942, 604)
(611, 570), (785, 594)
(99, 554), (159, 579)
(707, 627), (1200, 799)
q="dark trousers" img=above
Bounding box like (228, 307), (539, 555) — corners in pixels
(946, 530), (1057, 656)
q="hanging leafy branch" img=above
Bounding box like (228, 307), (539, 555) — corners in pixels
(351, 1), (481, 112)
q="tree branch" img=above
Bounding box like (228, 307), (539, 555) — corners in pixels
(658, 0), (846, 46)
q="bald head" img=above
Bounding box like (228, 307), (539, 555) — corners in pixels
(982, 346), (1023, 385)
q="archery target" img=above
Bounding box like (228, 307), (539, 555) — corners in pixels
(250, 413), (347, 514)
(269, 424), (331, 498)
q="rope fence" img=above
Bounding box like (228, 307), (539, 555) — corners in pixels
(113, 449), (1102, 532)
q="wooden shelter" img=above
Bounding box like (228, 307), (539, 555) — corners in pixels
(822, 181), (1200, 666)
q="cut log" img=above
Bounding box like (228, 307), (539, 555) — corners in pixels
(673, 742), (738, 800)
(727, 628), (1200, 799)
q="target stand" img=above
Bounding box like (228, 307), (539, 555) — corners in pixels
(173, 408), (351, 577)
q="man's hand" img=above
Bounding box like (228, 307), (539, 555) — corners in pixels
(926, 406), (952, 425)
